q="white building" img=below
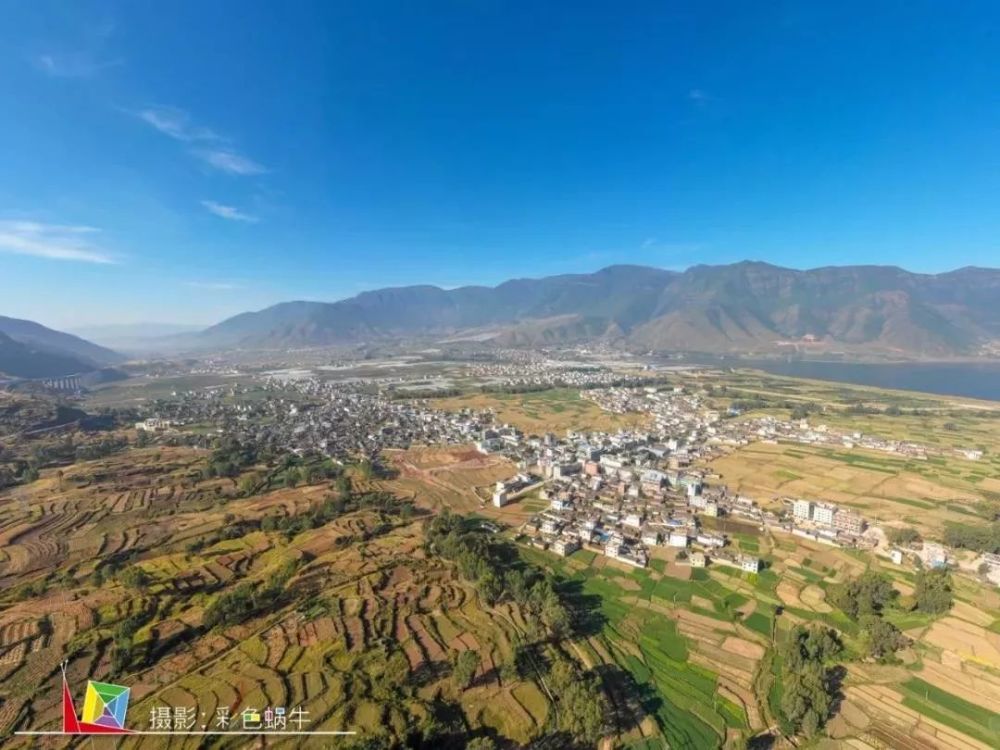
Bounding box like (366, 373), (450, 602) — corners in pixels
(623, 513), (643, 528)
(812, 503), (836, 527)
(492, 490), (509, 508)
(135, 417), (171, 432)
(668, 530), (689, 548)
(696, 532), (725, 548)
(740, 556), (761, 573)
(552, 538), (580, 557)
(792, 498), (813, 521)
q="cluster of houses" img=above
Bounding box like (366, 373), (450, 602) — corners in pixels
(134, 417), (172, 432)
(747, 415), (981, 463)
(784, 497), (867, 545)
(511, 434), (765, 572)
(132, 362), (996, 587)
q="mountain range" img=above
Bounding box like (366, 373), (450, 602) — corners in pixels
(2, 262), (998, 375)
(190, 262), (1000, 358)
(0, 316), (124, 379)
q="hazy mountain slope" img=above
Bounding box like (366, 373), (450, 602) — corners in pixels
(0, 316), (124, 366)
(68, 322), (203, 351)
(191, 262), (1000, 357)
(0, 331), (98, 379)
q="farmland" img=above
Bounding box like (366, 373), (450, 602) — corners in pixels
(520, 544), (767, 749)
(0, 447), (569, 747)
(521, 520), (1000, 749)
(705, 441), (990, 539)
(3, 365), (1000, 749)
(432, 388), (648, 435)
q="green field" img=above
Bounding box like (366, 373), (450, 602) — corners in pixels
(899, 678), (1000, 747)
(521, 545), (760, 748)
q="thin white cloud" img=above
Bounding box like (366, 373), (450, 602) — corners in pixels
(0, 221), (116, 264)
(33, 52), (122, 78)
(132, 106), (266, 176)
(688, 89), (711, 105)
(185, 281), (242, 291)
(194, 148), (268, 176)
(136, 107), (219, 142)
(201, 200), (258, 223)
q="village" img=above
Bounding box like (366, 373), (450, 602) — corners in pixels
(134, 368), (1000, 588)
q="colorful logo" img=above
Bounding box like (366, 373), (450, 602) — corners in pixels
(81, 681), (130, 729)
(61, 666), (132, 735)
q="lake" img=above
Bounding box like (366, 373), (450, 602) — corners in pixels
(666, 358), (1000, 402)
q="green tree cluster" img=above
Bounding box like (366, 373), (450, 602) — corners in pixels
(426, 512), (571, 639)
(828, 570), (897, 619)
(776, 626), (842, 738)
(913, 568), (953, 614)
(829, 570), (910, 664)
(118, 565), (151, 590)
(943, 522), (1000, 554)
(450, 649), (480, 689)
(202, 559), (300, 629)
(886, 527), (921, 546)
(548, 658), (610, 745)
(858, 615), (907, 662)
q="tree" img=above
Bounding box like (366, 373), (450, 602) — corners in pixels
(119, 566), (151, 590)
(943, 522), (1000, 554)
(376, 650), (411, 698)
(466, 738), (497, 750)
(335, 474), (353, 496)
(828, 570), (896, 619)
(859, 615), (907, 662)
(548, 659), (609, 744)
(914, 568), (953, 614)
(451, 649), (479, 689)
(776, 626), (841, 738)
(238, 473), (260, 496)
(886, 527), (921, 546)
(476, 569), (502, 605)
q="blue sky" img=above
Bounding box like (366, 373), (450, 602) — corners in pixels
(1, 1), (998, 328)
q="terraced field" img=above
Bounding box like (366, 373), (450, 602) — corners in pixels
(521, 545), (768, 748)
(524, 518), (1000, 750)
(0, 448), (559, 747)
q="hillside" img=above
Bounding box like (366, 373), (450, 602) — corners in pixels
(0, 315), (125, 379)
(191, 263), (1000, 358)
(0, 316), (123, 366)
(0, 331), (99, 379)
(0, 447), (605, 748)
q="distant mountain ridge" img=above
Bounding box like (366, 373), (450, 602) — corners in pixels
(0, 316), (124, 379)
(186, 262), (1000, 358)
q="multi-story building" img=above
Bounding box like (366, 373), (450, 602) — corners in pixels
(696, 532), (725, 548)
(552, 538), (580, 557)
(833, 509), (864, 535)
(740, 556), (762, 573)
(668, 530), (689, 548)
(812, 503), (836, 527)
(792, 498), (813, 521)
